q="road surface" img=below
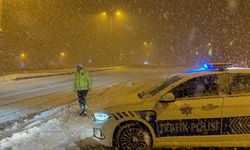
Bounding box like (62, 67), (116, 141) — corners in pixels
(0, 67), (185, 149)
(0, 67), (147, 125)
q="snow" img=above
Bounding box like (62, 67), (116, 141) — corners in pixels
(0, 68), (75, 83)
(0, 67), (186, 149)
(0, 67), (129, 126)
(0, 67), (118, 83)
(0, 104), (94, 150)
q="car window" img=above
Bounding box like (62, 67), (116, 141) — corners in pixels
(217, 73), (234, 95)
(230, 74), (250, 95)
(170, 75), (219, 99)
(139, 75), (182, 98)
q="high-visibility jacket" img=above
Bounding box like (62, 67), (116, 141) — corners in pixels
(73, 68), (92, 91)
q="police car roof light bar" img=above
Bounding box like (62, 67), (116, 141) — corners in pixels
(182, 63), (232, 74)
(203, 63), (214, 69)
(208, 63), (233, 71)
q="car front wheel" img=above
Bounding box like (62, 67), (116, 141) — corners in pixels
(113, 123), (152, 150)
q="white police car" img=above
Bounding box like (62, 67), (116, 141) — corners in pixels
(92, 63), (250, 149)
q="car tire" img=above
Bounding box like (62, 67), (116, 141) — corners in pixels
(113, 123), (152, 150)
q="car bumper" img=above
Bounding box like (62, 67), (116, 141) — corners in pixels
(92, 120), (116, 147)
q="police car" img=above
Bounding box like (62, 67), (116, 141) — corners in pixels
(92, 63), (250, 149)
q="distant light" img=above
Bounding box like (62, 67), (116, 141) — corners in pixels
(144, 61), (149, 65)
(143, 41), (152, 46)
(60, 52), (65, 57)
(102, 12), (107, 16)
(208, 42), (212, 46)
(88, 59), (92, 64)
(20, 53), (25, 58)
(116, 11), (121, 16)
(208, 49), (213, 56)
(229, 41), (233, 46)
(195, 51), (199, 56)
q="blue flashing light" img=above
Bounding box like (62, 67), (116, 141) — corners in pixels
(182, 64), (218, 74)
(203, 63), (214, 69)
(204, 64), (209, 69)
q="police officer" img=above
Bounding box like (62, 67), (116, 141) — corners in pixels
(73, 64), (92, 116)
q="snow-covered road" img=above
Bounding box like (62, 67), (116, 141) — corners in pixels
(0, 67), (138, 125)
(0, 67), (185, 150)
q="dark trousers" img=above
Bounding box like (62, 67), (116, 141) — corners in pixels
(77, 90), (88, 111)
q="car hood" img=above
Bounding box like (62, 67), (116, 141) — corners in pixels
(97, 100), (157, 114)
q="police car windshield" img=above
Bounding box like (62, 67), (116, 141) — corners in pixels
(139, 75), (182, 98)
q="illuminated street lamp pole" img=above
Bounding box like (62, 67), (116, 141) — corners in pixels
(101, 10), (122, 65)
(143, 41), (153, 65)
(102, 10), (121, 31)
(59, 52), (66, 67)
(19, 52), (26, 69)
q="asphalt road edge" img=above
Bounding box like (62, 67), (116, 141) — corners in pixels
(14, 67), (117, 81)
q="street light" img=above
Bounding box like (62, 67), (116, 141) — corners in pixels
(102, 12), (107, 16)
(100, 10), (123, 28)
(60, 52), (65, 57)
(116, 11), (121, 16)
(143, 41), (153, 46)
(229, 41), (233, 46)
(20, 52), (25, 59)
(101, 10), (122, 16)
(99, 10), (124, 64)
(18, 52), (26, 69)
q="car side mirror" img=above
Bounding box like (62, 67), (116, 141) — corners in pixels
(159, 93), (175, 103)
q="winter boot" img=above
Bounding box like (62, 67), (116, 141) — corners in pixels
(80, 105), (85, 116)
(83, 110), (87, 116)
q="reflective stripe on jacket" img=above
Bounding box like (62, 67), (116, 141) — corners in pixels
(73, 69), (92, 91)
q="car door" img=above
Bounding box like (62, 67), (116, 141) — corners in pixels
(221, 73), (250, 146)
(155, 74), (223, 147)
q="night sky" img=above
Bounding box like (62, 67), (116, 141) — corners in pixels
(2, 0), (250, 70)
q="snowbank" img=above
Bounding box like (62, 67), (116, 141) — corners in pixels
(0, 104), (94, 150)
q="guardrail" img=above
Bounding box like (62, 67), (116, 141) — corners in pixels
(14, 67), (118, 81)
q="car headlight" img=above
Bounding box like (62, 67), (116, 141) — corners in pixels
(94, 112), (112, 122)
